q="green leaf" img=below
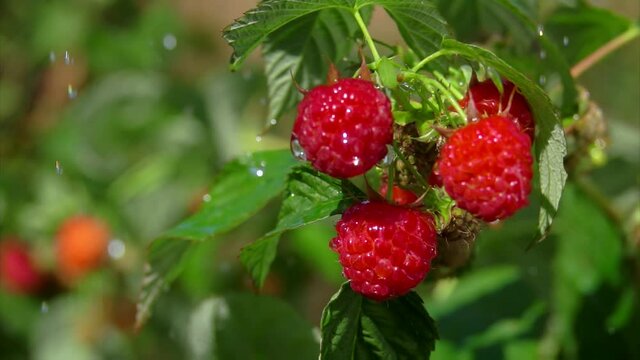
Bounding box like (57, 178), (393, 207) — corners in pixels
(188, 294), (318, 360)
(377, 57), (399, 89)
(321, 283), (438, 359)
(440, 39), (567, 240)
(545, 5), (637, 66)
(135, 150), (297, 328)
(223, 0), (359, 70)
(263, 8), (365, 122)
(240, 166), (365, 287)
(370, 0), (449, 60)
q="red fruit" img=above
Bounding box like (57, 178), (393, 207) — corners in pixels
(292, 78), (394, 178)
(428, 167), (443, 188)
(0, 239), (43, 294)
(459, 80), (535, 140)
(330, 202), (437, 300)
(56, 215), (109, 281)
(379, 183), (418, 206)
(436, 115), (533, 222)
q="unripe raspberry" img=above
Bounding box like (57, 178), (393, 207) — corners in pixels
(0, 239), (43, 294)
(436, 115), (533, 222)
(292, 78), (393, 178)
(56, 215), (109, 281)
(460, 80), (535, 140)
(330, 202), (437, 300)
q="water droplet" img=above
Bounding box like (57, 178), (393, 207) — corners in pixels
(108, 239), (126, 260)
(377, 145), (394, 167)
(202, 194), (212, 203)
(255, 135), (263, 142)
(67, 85), (78, 99)
(538, 74), (547, 86)
(41, 302), (49, 313)
(269, 119), (277, 126)
(562, 36), (570, 47)
(399, 82), (414, 92)
(49, 51), (56, 63)
(55, 161), (63, 175)
(251, 167), (264, 177)
(539, 50), (546, 60)
(352, 157), (361, 166)
(63, 51), (74, 65)
(572, 114), (580, 121)
(536, 24), (544, 37)
(163, 33), (177, 50)
(290, 136), (307, 161)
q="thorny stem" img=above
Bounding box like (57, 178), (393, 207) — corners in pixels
(571, 25), (640, 78)
(353, 9), (381, 63)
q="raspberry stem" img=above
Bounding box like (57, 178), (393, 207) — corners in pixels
(403, 73), (467, 121)
(392, 143), (430, 191)
(411, 49), (452, 72)
(353, 9), (381, 63)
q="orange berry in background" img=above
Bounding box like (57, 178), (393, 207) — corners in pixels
(0, 238), (44, 294)
(56, 215), (109, 281)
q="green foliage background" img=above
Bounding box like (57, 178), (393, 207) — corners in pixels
(0, 0), (638, 359)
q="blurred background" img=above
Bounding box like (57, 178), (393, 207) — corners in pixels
(0, 0), (638, 359)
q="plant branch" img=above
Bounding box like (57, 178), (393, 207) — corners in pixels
(353, 9), (380, 62)
(411, 50), (451, 72)
(571, 25), (640, 78)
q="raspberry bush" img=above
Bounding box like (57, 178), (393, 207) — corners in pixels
(2, 1), (638, 359)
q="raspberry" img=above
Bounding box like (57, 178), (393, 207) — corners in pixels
(330, 202), (437, 300)
(436, 115), (533, 222)
(292, 78), (393, 178)
(379, 182), (418, 206)
(0, 239), (43, 294)
(460, 80), (535, 140)
(56, 215), (109, 281)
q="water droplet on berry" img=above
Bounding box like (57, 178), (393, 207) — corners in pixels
(108, 239), (126, 259)
(352, 157), (361, 166)
(290, 136), (307, 161)
(55, 160), (63, 175)
(536, 24), (544, 37)
(562, 36), (570, 47)
(162, 33), (177, 50)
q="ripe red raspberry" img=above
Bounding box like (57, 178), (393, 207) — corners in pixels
(0, 239), (43, 294)
(330, 202), (437, 300)
(436, 115), (533, 222)
(292, 78), (393, 178)
(460, 80), (535, 140)
(379, 182), (418, 206)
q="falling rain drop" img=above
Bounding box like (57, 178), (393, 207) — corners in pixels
(55, 161), (63, 175)
(536, 24), (544, 37)
(562, 36), (570, 47)
(290, 136), (307, 161)
(67, 85), (78, 99)
(63, 51), (74, 65)
(108, 239), (126, 260)
(538, 74), (547, 86)
(539, 50), (546, 60)
(163, 33), (177, 50)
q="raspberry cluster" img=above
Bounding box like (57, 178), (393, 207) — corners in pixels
(292, 73), (535, 300)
